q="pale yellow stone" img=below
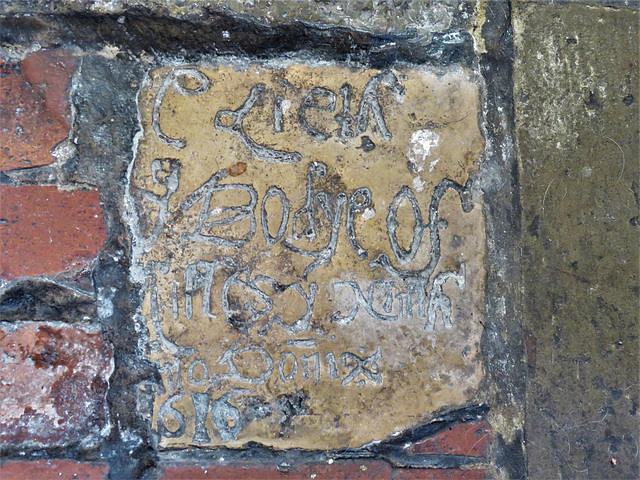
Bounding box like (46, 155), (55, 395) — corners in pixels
(126, 61), (485, 449)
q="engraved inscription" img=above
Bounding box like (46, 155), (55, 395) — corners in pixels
(127, 63), (486, 450)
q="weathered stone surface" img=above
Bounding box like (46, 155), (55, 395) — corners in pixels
(0, 185), (107, 281)
(514, 3), (639, 479)
(2, 1), (477, 35)
(127, 62), (485, 449)
(0, 50), (76, 171)
(0, 322), (113, 448)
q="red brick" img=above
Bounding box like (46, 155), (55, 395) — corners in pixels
(0, 50), (76, 171)
(159, 460), (392, 480)
(0, 185), (107, 280)
(393, 469), (485, 480)
(0, 460), (107, 480)
(409, 422), (491, 457)
(0, 322), (113, 447)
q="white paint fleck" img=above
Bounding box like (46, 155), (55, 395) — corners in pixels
(97, 296), (114, 319)
(281, 99), (292, 114)
(1, 352), (14, 364)
(497, 296), (506, 316)
(97, 44), (121, 59)
(412, 176), (425, 193)
(408, 129), (440, 172)
(361, 207), (376, 221)
(429, 157), (440, 172)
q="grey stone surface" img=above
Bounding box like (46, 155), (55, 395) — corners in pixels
(515, 2), (639, 479)
(1, 0), (478, 35)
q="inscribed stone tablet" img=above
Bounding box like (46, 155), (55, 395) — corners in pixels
(126, 62), (485, 449)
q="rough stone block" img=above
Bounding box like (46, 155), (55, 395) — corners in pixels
(0, 185), (107, 281)
(0, 50), (76, 171)
(1, 1), (476, 36)
(0, 322), (113, 448)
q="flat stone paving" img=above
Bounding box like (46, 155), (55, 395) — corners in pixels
(515, 2), (639, 478)
(127, 62), (486, 449)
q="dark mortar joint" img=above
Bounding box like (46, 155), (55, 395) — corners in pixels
(478, 1), (527, 479)
(0, 278), (96, 323)
(0, 9), (474, 69)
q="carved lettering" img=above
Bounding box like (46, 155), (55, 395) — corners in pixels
(158, 393), (187, 439)
(341, 347), (383, 386)
(261, 186), (290, 247)
(425, 264), (466, 332)
(278, 351), (298, 382)
(330, 280), (398, 325)
(335, 83), (355, 139)
(347, 187), (372, 258)
(145, 261), (196, 357)
(185, 258), (234, 319)
(212, 389), (252, 441)
(370, 178), (474, 281)
(132, 64), (485, 448)
(135, 158), (181, 252)
(213, 342), (274, 385)
(215, 84), (302, 163)
(356, 71), (405, 141)
(181, 169), (258, 247)
(191, 392), (211, 443)
(302, 352), (321, 383)
(299, 87), (337, 141)
(153, 69), (210, 149)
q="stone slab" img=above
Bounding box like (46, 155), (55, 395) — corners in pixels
(514, 3), (639, 479)
(126, 61), (485, 449)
